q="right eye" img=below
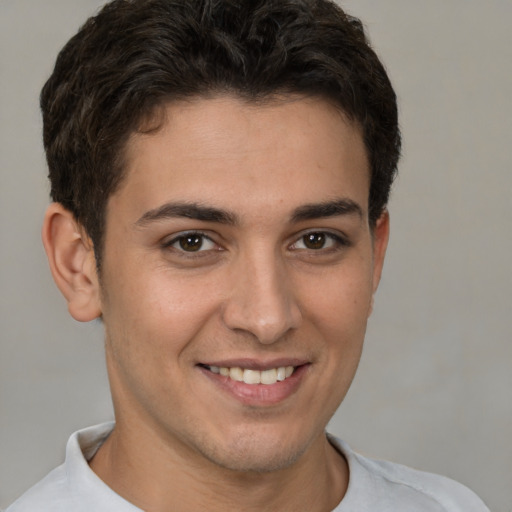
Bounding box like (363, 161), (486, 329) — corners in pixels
(163, 232), (217, 253)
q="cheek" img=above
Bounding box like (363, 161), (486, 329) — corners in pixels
(309, 265), (374, 400)
(301, 261), (374, 338)
(102, 267), (221, 363)
(101, 270), (224, 413)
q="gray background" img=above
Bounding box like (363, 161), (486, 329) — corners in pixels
(1, 1), (510, 510)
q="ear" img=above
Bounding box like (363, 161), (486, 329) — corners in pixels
(42, 203), (102, 322)
(369, 210), (390, 313)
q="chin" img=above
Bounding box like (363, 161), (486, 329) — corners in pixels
(194, 425), (314, 474)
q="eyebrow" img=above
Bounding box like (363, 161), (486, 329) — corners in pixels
(135, 197), (363, 227)
(135, 202), (237, 227)
(290, 198), (363, 223)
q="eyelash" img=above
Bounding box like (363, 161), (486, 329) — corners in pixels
(290, 231), (349, 252)
(161, 231), (219, 255)
(161, 230), (350, 257)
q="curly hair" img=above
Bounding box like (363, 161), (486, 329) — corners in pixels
(41, 0), (400, 266)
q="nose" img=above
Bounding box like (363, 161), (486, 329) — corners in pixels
(221, 251), (302, 344)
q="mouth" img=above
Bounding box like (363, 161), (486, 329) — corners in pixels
(199, 364), (296, 385)
(197, 360), (310, 406)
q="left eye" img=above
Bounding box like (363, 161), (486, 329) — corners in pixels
(167, 233), (217, 252)
(291, 232), (339, 250)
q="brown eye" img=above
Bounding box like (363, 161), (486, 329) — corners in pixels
(302, 232), (327, 249)
(162, 231), (220, 259)
(290, 231), (346, 252)
(178, 234), (204, 252)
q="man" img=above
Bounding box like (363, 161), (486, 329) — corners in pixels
(6, 0), (489, 510)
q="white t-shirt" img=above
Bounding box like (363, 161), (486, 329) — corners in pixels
(5, 423), (489, 511)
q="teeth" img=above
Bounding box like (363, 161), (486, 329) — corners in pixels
(243, 369), (261, 384)
(261, 368), (277, 385)
(209, 365), (295, 385)
(229, 367), (244, 382)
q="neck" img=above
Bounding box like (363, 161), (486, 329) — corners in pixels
(89, 421), (348, 512)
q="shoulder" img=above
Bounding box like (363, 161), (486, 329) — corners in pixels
(329, 436), (490, 512)
(5, 423), (116, 512)
(5, 464), (73, 512)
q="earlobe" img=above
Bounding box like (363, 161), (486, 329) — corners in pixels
(42, 203), (102, 322)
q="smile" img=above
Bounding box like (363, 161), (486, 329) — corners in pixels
(205, 365), (295, 385)
(197, 361), (309, 406)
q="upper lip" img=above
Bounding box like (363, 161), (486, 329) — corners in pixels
(198, 358), (310, 371)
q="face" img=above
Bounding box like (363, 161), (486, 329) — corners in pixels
(98, 95), (388, 473)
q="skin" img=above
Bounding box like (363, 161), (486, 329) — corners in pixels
(43, 95), (389, 512)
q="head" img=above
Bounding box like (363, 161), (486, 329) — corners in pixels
(40, 0), (400, 481)
(41, 0), (400, 270)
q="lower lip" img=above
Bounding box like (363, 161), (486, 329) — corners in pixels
(198, 365), (310, 406)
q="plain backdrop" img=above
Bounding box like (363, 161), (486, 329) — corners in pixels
(1, 1), (510, 510)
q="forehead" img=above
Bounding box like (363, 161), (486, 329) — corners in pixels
(112, 95), (370, 223)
